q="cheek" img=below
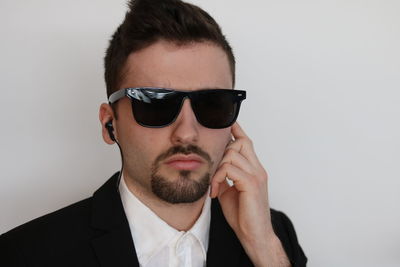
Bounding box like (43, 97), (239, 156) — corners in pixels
(126, 130), (165, 157)
(119, 126), (167, 170)
(204, 129), (231, 171)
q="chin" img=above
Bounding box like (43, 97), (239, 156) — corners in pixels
(151, 171), (210, 204)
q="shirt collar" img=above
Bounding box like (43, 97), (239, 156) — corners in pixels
(188, 188), (211, 256)
(119, 174), (211, 263)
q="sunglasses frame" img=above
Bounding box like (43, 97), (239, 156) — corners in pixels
(108, 87), (246, 129)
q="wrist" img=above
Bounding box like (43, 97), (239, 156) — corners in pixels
(241, 233), (291, 267)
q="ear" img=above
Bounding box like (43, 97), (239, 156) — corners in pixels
(99, 103), (116, 144)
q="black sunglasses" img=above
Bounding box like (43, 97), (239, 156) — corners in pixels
(108, 87), (246, 129)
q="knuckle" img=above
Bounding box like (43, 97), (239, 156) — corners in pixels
(225, 148), (236, 159)
(225, 146), (238, 155)
(245, 138), (253, 147)
(220, 162), (231, 170)
(237, 138), (252, 150)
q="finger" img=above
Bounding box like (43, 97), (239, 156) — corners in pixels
(230, 123), (261, 165)
(211, 163), (252, 198)
(226, 139), (260, 168)
(231, 122), (248, 140)
(217, 179), (231, 198)
(219, 147), (254, 174)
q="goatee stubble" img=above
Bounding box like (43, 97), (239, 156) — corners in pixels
(150, 145), (213, 204)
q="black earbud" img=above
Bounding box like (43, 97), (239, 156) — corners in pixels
(105, 120), (123, 190)
(105, 120), (116, 142)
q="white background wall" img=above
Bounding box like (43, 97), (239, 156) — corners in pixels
(1, 0), (399, 266)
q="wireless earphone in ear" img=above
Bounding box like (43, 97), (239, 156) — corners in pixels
(105, 120), (116, 142)
(105, 120), (123, 190)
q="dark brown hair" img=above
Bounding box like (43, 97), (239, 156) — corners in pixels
(104, 0), (235, 98)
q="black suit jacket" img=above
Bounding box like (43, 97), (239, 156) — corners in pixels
(0, 172), (307, 266)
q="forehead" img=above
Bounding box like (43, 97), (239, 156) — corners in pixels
(119, 40), (232, 91)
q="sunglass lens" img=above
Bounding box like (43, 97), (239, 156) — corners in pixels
(131, 94), (182, 127)
(192, 91), (239, 129)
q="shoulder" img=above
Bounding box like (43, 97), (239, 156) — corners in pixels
(0, 174), (122, 266)
(0, 197), (97, 265)
(270, 209), (308, 267)
(1, 197), (93, 239)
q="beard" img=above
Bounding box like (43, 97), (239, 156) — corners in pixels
(150, 145), (213, 204)
(151, 170), (210, 204)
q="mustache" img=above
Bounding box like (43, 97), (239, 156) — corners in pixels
(155, 145), (212, 164)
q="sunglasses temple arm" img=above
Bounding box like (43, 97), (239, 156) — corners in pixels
(108, 88), (128, 104)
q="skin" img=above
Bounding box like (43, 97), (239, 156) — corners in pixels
(99, 40), (290, 267)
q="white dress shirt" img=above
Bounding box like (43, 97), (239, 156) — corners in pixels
(119, 176), (211, 267)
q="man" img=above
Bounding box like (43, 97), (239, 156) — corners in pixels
(0, 0), (307, 266)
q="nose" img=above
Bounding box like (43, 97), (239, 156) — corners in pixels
(170, 98), (200, 145)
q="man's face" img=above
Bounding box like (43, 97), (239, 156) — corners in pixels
(102, 40), (233, 204)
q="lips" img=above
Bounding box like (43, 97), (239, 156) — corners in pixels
(164, 154), (204, 170)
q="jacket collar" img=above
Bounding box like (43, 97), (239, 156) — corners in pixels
(90, 172), (243, 267)
(90, 172), (140, 267)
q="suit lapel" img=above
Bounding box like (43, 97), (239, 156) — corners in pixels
(206, 198), (242, 267)
(91, 228), (139, 267)
(90, 173), (140, 267)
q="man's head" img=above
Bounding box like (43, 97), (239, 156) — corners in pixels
(104, 0), (235, 99)
(99, 0), (241, 205)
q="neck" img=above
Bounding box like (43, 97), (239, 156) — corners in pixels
(122, 174), (208, 231)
